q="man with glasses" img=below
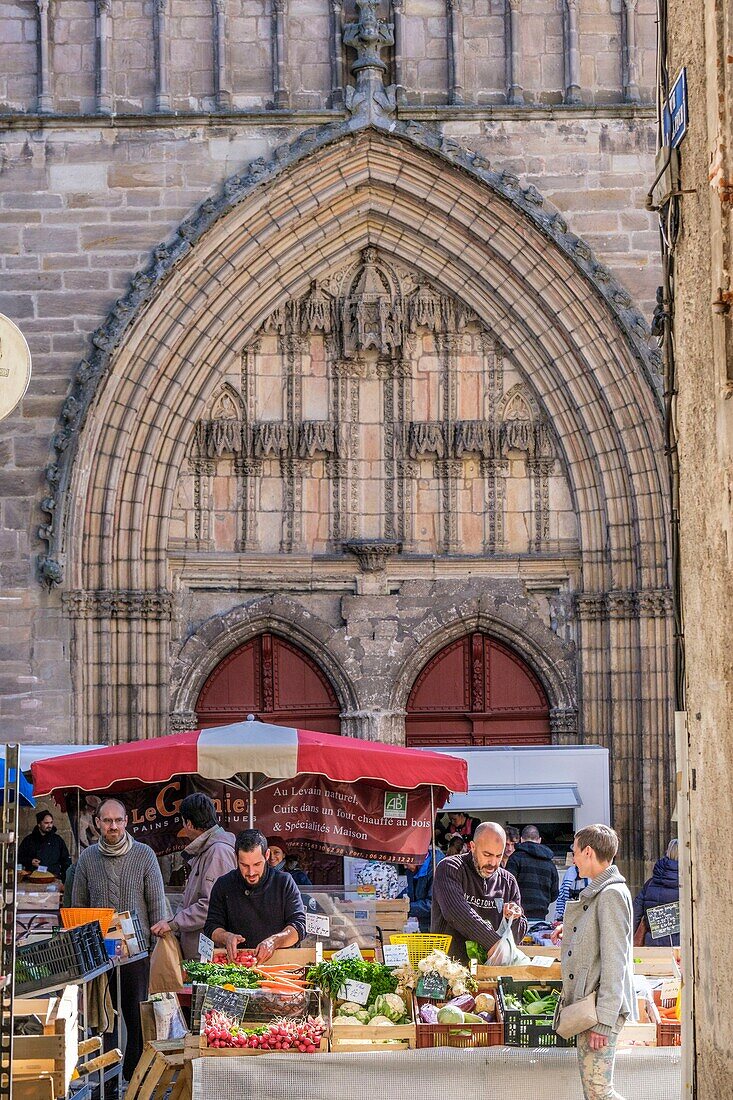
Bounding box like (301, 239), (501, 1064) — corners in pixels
(72, 796), (166, 1086)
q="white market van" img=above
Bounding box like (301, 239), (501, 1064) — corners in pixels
(436, 743), (610, 841)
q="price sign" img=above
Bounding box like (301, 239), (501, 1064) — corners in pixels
(383, 943), (410, 967)
(416, 973), (449, 1000)
(332, 942), (363, 962)
(337, 979), (371, 1005)
(647, 902), (680, 941)
(201, 986), (251, 1028)
(306, 912), (330, 938)
(198, 933), (214, 962)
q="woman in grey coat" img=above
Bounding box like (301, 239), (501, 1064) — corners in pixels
(552, 824), (635, 1100)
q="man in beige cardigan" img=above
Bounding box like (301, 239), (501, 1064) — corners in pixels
(552, 824), (635, 1100)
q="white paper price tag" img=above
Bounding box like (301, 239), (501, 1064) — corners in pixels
(470, 957), (478, 975)
(198, 933), (214, 962)
(382, 943), (410, 967)
(332, 941), (363, 962)
(337, 979), (371, 1005)
(529, 955), (555, 968)
(305, 912), (330, 938)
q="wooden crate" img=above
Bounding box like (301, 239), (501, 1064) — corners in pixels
(329, 996), (416, 1053)
(210, 947), (315, 967)
(13, 987), (78, 1099)
(617, 998), (660, 1048)
(477, 963), (562, 981)
(185, 1033), (328, 1058)
(414, 987), (503, 1049)
(126, 1040), (187, 1100)
(632, 947), (680, 976)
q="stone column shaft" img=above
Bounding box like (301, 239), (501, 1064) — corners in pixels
(36, 0), (53, 114)
(563, 0), (581, 105)
(330, 1), (344, 108)
(392, 0), (406, 104)
(272, 0), (289, 109)
(447, 0), (464, 105)
(621, 0), (640, 104)
(213, 0), (230, 109)
(95, 0), (112, 114)
(154, 0), (171, 112)
(505, 0), (523, 106)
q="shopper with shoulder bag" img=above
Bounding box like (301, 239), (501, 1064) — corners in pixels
(550, 825), (635, 1100)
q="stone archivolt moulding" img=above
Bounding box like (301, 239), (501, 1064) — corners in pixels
(36, 114), (662, 589)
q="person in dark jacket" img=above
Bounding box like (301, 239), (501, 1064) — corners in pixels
(268, 839), (313, 887)
(436, 811), (481, 850)
(632, 839), (680, 945)
(204, 829), (306, 962)
(18, 810), (71, 880)
(505, 825), (559, 921)
(431, 822), (527, 963)
(404, 846), (444, 932)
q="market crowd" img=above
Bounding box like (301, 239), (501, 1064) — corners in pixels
(21, 797), (679, 1099)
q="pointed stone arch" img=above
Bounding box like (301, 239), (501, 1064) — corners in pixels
(50, 123), (673, 877)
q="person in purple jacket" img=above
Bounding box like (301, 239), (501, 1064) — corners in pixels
(431, 821), (527, 963)
(632, 839), (680, 945)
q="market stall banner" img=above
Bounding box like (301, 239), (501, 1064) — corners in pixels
(68, 776), (434, 863)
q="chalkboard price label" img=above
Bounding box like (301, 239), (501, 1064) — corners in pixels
(416, 973), (449, 1000)
(647, 901), (680, 941)
(201, 986), (251, 1029)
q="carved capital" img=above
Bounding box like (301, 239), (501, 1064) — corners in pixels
(575, 593), (607, 621)
(64, 590), (174, 621)
(273, 0), (286, 12)
(549, 706), (578, 736)
(606, 591), (638, 619)
(96, 0), (112, 13)
(637, 588), (673, 617)
(169, 710), (198, 733)
(343, 539), (402, 573)
(506, 0), (520, 9)
(36, 0), (49, 12)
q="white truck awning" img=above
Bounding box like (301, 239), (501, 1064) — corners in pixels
(443, 784), (581, 812)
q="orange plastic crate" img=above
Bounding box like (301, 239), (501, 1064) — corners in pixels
(60, 908), (115, 936)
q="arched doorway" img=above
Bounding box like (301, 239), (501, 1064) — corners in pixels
(405, 633), (551, 746)
(195, 632), (341, 733)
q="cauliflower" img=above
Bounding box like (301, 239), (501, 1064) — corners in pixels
(333, 1016), (361, 1026)
(372, 993), (407, 1022)
(368, 1015), (394, 1026)
(338, 1001), (366, 1017)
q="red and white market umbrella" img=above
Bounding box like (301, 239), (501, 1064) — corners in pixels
(31, 719), (468, 863)
(31, 717), (467, 801)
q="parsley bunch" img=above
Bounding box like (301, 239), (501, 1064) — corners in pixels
(306, 960), (398, 1004)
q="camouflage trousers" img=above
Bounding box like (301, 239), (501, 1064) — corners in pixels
(576, 1030), (626, 1100)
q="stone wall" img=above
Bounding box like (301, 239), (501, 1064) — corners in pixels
(0, 0), (673, 887)
(0, 0), (657, 114)
(667, 0), (733, 1091)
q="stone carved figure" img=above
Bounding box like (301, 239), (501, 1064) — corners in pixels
(343, 0), (397, 122)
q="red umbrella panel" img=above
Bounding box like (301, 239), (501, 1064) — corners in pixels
(31, 719), (468, 863)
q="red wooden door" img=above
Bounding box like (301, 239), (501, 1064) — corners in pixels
(196, 633), (341, 733)
(405, 633), (550, 746)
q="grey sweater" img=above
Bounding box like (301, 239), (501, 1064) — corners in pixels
(72, 838), (167, 949)
(560, 864), (636, 1036)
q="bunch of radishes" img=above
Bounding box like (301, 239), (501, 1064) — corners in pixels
(203, 1014), (326, 1052)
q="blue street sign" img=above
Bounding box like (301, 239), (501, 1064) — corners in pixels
(663, 69), (687, 149)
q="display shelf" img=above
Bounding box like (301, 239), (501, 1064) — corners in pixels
(19, 960), (113, 1002)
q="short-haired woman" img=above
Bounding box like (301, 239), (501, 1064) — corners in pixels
(551, 824), (635, 1100)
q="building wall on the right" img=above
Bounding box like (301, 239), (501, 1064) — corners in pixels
(669, 0), (733, 1093)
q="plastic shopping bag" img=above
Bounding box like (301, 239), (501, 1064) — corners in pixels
(487, 917), (531, 966)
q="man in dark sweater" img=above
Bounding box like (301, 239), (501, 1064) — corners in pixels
(431, 821), (527, 963)
(19, 810), (71, 880)
(505, 825), (559, 922)
(204, 829), (306, 962)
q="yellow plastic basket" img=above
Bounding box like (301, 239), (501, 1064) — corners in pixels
(389, 933), (452, 968)
(60, 907), (116, 936)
